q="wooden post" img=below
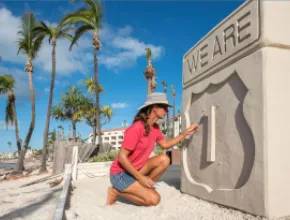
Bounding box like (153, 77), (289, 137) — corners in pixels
(72, 146), (78, 184)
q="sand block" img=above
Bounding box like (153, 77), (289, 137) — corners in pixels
(181, 0), (290, 218)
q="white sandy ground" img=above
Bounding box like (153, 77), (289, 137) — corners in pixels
(66, 176), (272, 220)
(0, 173), (63, 220)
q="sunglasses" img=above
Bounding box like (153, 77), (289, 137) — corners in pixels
(156, 104), (169, 109)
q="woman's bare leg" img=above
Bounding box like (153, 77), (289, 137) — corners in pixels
(139, 153), (170, 181)
(106, 153), (169, 206)
(106, 186), (146, 206)
(106, 182), (160, 206)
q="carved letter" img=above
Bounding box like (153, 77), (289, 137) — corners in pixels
(237, 11), (251, 44)
(212, 35), (223, 60)
(187, 52), (199, 74)
(223, 24), (236, 53)
(208, 105), (216, 162)
(200, 44), (208, 68)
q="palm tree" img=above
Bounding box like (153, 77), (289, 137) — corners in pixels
(14, 12), (45, 173)
(83, 76), (104, 144)
(59, 0), (104, 152)
(100, 105), (113, 125)
(171, 84), (176, 117)
(47, 129), (56, 161)
(161, 80), (169, 139)
(32, 21), (74, 172)
(75, 103), (113, 144)
(161, 81), (167, 94)
(144, 48), (156, 94)
(0, 75), (21, 153)
(83, 76), (104, 100)
(57, 125), (64, 140)
(51, 86), (90, 142)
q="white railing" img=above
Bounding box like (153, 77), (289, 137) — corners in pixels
(53, 146), (78, 220)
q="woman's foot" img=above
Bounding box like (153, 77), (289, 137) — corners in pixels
(106, 186), (119, 205)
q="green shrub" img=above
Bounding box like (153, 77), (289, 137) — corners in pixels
(89, 150), (119, 162)
(33, 149), (42, 156)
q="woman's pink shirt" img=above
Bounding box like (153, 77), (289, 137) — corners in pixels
(110, 121), (164, 174)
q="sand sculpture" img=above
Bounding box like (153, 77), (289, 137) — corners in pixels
(181, 0), (290, 218)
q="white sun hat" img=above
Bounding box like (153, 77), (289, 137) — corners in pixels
(138, 92), (174, 110)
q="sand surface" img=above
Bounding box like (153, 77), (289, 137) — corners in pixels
(66, 167), (269, 220)
(0, 173), (62, 220)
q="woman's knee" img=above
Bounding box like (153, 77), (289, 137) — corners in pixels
(145, 191), (160, 206)
(159, 153), (170, 167)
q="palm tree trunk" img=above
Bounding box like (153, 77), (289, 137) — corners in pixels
(94, 47), (103, 150)
(11, 99), (21, 152)
(72, 122), (76, 142)
(93, 125), (97, 145)
(91, 91), (96, 145)
(173, 97), (176, 118)
(40, 39), (56, 172)
(47, 146), (51, 162)
(14, 62), (35, 173)
(147, 78), (152, 95)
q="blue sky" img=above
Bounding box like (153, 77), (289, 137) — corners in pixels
(0, 0), (244, 152)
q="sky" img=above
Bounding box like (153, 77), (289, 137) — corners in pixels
(0, 0), (244, 152)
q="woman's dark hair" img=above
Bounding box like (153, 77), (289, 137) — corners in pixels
(133, 105), (158, 136)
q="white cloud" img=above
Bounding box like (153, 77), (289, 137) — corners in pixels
(44, 88), (50, 93)
(111, 102), (128, 109)
(0, 7), (164, 76)
(0, 8), (26, 64)
(0, 8), (92, 76)
(118, 25), (133, 36)
(99, 26), (164, 71)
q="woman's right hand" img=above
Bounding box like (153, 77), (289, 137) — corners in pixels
(138, 175), (154, 188)
(183, 123), (199, 136)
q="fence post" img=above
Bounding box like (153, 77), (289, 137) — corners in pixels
(72, 146), (78, 185)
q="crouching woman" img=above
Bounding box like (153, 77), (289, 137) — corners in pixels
(106, 93), (198, 206)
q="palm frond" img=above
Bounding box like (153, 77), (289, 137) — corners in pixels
(145, 48), (152, 59)
(69, 25), (93, 50)
(59, 8), (93, 27)
(161, 81), (167, 87)
(58, 27), (75, 33)
(85, 0), (103, 23)
(17, 40), (29, 55)
(31, 35), (46, 59)
(32, 22), (50, 35)
(101, 105), (113, 125)
(17, 12), (43, 58)
(59, 32), (74, 42)
(0, 75), (15, 95)
(83, 76), (104, 93)
(32, 21), (54, 44)
(5, 100), (14, 130)
(0, 87), (9, 95)
(51, 105), (67, 121)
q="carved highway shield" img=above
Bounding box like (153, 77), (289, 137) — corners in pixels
(183, 73), (255, 191)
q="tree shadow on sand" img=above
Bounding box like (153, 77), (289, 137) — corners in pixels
(0, 188), (62, 220)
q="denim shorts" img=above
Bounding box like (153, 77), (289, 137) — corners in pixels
(110, 171), (137, 192)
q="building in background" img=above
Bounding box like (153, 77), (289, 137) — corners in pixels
(87, 116), (182, 151)
(87, 128), (126, 150)
(157, 114), (182, 147)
